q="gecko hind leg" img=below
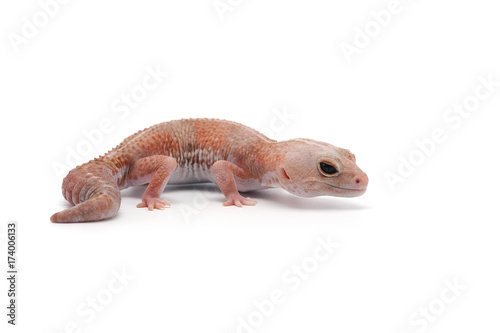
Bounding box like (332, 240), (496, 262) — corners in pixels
(127, 155), (178, 210)
(212, 160), (257, 207)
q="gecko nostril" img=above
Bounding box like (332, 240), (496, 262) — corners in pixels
(356, 179), (360, 184)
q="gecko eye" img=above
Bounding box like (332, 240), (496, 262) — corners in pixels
(319, 161), (339, 176)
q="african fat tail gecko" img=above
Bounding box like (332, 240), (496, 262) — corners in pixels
(51, 118), (368, 222)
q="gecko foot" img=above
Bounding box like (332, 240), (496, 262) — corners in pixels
(223, 194), (257, 207)
(137, 197), (171, 210)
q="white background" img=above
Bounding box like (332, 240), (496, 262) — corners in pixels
(1, 0), (499, 332)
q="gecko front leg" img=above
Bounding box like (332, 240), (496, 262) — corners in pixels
(127, 155), (178, 210)
(212, 160), (257, 207)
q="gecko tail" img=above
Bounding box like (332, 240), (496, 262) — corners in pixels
(50, 162), (121, 223)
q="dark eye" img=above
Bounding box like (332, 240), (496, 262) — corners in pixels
(320, 162), (339, 175)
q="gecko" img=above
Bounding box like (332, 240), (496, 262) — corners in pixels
(51, 118), (368, 222)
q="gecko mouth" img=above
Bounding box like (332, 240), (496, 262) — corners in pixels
(323, 183), (367, 192)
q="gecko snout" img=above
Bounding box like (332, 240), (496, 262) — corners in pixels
(353, 172), (369, 189)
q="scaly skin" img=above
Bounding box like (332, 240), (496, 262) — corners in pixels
(51, 118), (368, 222)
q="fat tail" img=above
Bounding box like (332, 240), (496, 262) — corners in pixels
(51, 162), (121, 223)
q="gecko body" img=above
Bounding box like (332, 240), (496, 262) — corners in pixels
(51, 118), (368, 222)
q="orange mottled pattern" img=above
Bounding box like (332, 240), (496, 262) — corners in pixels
(51, 119), (277, 222)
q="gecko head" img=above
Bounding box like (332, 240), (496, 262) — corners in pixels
(276, 139), (368, 198)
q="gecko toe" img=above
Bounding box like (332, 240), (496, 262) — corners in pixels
(154, 202), (169, 210)
(243, 198), (257, 206)
(137, 197), (171, 211)
(223, 195), (257, 207)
